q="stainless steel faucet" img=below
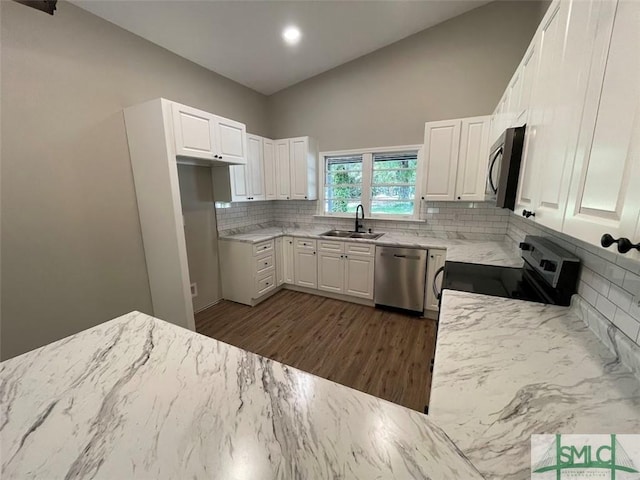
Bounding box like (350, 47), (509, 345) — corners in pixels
(355, 204), (365, 233)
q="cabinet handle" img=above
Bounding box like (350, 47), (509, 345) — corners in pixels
(286, 196), (289, 200)
(304, 195), (308, 199)
(601, 234), (640, 254)
(522, 209), (535, 218)
(457, 196), (461, 200)
(264, 262), (268, 265)
(313, 252), (316, 255)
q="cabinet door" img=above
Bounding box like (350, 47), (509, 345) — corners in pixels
(295, 249), (317, 289)
(214, 116), (246, 164)
(423, 119), (461, 201)
(455, 116), (490, 201)
(275, 237), (284, 286)
(534, 0), (603, 231)
(290, 137), (310, 200)
(564, 0), (640, 254)
(425, 249), (446, 311)
(247, 134), (265, 200)
(283, 237), (295, 284)
(344, 255), (375, 299)
(263, 138), (277, 200)
(275, 139), (291, 200)
(318, 252), (344, 294)
(171, 103), (215, 159)
(515, 1), (569, 217)
(229, 164), (249, 201)
(518, 42), (538, 124)
(505, 71), (522, 128)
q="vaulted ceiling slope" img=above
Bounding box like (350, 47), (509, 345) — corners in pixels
(72, 0), (491, 95)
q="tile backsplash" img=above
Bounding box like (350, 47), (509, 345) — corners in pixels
(508, 213), (640, 347)
(215, 201), (275, 234)
(217, 200), (509, 239)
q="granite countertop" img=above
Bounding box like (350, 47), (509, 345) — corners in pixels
(220, 226), (524, 268)
(429, 290), (640, 480)
(0, 311), (482, 480)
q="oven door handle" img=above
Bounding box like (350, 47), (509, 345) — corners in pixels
(433, 266), (445, 300)
(488, 146), (502, 194)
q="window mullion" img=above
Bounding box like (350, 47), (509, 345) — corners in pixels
(362, 153), (373, 217)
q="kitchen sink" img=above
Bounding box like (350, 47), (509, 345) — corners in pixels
(320, 230), (385, 240)
(349, 232), (384, 239)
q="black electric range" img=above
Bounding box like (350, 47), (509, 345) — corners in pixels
(440, 236), (581, 306)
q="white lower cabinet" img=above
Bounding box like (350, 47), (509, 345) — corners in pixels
(318, 252), (344, 294)
(317, 240), (375, 300)
(275, 237), (284, 286)
(219, 239), (277, 306)
(425, 249), (446, 313)
(294, 239), (317, 289)
(220, 236), (375, 306)
(283, 236), (295, 284)
(344, 255), (375, 299)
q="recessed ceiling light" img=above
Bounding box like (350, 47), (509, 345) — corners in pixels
(282, 26), (301, 45)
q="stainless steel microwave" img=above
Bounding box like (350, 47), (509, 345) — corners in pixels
(485, 126), (526, 210)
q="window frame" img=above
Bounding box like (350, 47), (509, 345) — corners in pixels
(319, 144), (424, 220)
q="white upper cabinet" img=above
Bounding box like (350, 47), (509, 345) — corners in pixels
(275, 139), (291, 200)
(424, 116), (489, 201)
(171, 102), (247, 165)
(515, 0), (570, 223)
(455, 116), (491, 201)
(230, 134), (265, 201)
(563, 0), (640, 256)
(423, 119), (461, 201)
(263, 138), (277, 200)
(172, 103), (216, 160)
(215, 117), (246, 164)
(274, 136), (318, 201)
(290, 137), (318, 200)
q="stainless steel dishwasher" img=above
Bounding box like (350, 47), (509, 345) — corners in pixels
(374, 246), (428, 313)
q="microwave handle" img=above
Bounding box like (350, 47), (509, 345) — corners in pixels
(488, 147), (502, 194)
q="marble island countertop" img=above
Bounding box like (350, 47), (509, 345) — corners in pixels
(220, 226), (524, 268)
(0, 311), (483, 480)
(429, 290), (640, 480)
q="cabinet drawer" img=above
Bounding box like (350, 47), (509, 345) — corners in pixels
(345, 242), (375, 257)
(255, 254), (274, 275)
(295, 238), (316, 250)
(253, 240), (274, 256)
(318, 240), (344, 253)
(254, 272), (276, 298)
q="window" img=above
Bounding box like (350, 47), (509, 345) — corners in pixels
(321, 146), (420, 218)
(324, 155), (363, 214)
(371, 152), (418, 216)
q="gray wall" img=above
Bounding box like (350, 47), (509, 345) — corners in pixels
(268, 1), (547, 151)
(178, 166), (222, 313)
(1, 0), (270, 360)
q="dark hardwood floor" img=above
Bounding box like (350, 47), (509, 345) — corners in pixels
(195, 290), (437, 412)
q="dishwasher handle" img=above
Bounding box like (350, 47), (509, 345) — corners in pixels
(433, 266), (445, 300)
(379, 252), (423, 260)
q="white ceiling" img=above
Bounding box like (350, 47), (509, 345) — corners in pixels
(72, 0), (491, 95)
